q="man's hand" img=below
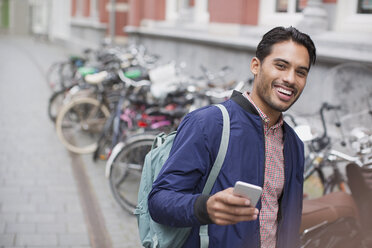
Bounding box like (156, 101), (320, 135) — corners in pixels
(206, 187), (259, 225)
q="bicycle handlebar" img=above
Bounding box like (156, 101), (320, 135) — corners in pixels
(319, 102), (341, 136)
(311, 102), (342, 152)
(201, 80), (245, 99)
(322, 102), (341, 111)
(117, 69), (151, 88)
(328, 149), (364, 167)
(283, 113), (298, 127)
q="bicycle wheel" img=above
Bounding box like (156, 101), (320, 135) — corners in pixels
(303, 156), (325, 199)
(46, 61), (65, 91)
(55, 97), (110, 154)
(323, 173), (348, 195)
(93, 114), (115, 161)
(108, 133), (156, 214)
(48, 90), (65, 123)
(47, 85), (75, 123)
(303, 173), (324, 199)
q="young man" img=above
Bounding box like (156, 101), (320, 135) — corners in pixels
(148, 26), (316, 248)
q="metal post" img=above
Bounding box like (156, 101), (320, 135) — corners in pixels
(109, 0), (116, 44)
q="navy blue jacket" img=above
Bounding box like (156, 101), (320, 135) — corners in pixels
(148, 92), (304, 248)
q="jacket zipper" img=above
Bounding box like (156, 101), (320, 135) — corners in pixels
(276, 131), (287, 247)
(259, 121), (266, 247)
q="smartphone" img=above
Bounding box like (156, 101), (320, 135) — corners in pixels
(233, 181), (262, 207)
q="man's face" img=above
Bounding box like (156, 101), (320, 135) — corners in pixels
(250, 40), (310, 115)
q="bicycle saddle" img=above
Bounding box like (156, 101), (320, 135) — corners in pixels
(84, 71), (108, 85)
(300, 191), (359, 233)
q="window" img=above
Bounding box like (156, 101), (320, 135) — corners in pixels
(357, 0), (372, 14)
(259, 0), (306, 28)
(90, 0), (99, 20)
(73, 0), (100, 21)
(276, 0), (288, 12)
(275, 0), (307, 13)
(76, 0), (83, 17)
(178, 0), (195, 22)
(296, 0), (307, 13)
(334, 0), (372, 33)
(166, 0), (209, 25)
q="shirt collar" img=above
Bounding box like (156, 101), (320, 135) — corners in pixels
(242, 91), (284, 129)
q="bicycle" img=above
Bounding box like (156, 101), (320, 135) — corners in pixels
(103, 97), (190, 213)
(105, 132), (158, 213)
(47, 66), (98, 123)
(47, 43), (159, 123)
(46, 51), (91, 92)
(292, 101), (372, 199)
(92, 69), (180, 161)
(55, 68), (123, 154)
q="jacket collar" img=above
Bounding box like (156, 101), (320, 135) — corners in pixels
(230, 90), (260, 116)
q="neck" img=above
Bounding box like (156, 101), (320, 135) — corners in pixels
(249, 91), (281, 128)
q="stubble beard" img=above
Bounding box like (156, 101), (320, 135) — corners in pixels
(256, 76), (301, 113)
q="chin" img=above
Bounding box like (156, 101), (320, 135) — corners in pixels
(272, 102), (293, 112)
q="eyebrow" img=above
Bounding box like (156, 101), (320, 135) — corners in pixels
(273, 58), (310, 72)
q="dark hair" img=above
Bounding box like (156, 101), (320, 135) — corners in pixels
(256, 26), (316, 68)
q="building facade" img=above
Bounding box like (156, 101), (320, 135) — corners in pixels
(69, 0), (130, 46)
(3, 0), (372, 122)
(123, 0), (372, 119)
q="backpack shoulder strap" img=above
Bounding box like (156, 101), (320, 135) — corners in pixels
(201, 104), (230, 194)
(200, 104), (230, 248)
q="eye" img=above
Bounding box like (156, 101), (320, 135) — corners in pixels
(276, 63), (286, 70)
(296, 70), (307, 77)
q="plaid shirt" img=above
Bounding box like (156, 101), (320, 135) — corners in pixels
(243, 92), (285, 248)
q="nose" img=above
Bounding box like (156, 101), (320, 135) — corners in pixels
(283, 69), (296, 85)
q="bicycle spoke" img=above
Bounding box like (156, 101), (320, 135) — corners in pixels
(127, 163), (142, 171)
(108, 135), (155, 214)
(56, 98), (110, 154)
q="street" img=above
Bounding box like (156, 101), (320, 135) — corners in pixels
(0, 35), (140, 248)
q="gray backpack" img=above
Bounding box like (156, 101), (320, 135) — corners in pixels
(134, 104), (230, 248)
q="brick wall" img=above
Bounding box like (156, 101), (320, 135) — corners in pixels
(143, 0), (165, 20)
(209, 0), (259, 25)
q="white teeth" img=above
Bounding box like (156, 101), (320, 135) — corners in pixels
(277, 87), (292, 96)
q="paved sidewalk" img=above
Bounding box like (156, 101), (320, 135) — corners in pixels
(0, 35), (140, 248)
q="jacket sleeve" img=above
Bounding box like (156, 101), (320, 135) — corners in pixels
(148, 109), (218, 227)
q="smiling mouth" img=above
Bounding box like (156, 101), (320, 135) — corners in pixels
(277, 87), (292, 96)
(274, 85), (296, 101)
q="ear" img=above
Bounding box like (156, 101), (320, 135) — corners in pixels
(250, 57), (260, 76)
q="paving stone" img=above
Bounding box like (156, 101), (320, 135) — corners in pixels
(0, 194), (29, 205)
(55, 213), (85, 224)
(0, 213), (17, 222)
(37, 202), (65, 213)
(0, 234), (15, 246)
(36, 223), (66, 234)
(5, 223), (36, 234)
(0, 221), (5, 233)
(81, 155), (141, 248)
(1, 204), (36, 213)
(48, 193), (80, 204)
(0, 187), (22, 197)
(66, 222), (88, 234)
(29, 193), (48, 204)
(58, 234), (90, 246)
(17, 213), (55, 223)
(2, 178), (36, 187)
(15, 234), (58, 246)
(26, 247), (70, 248)
(1, 246), (24, 248)
(65, 202), (83, 214)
